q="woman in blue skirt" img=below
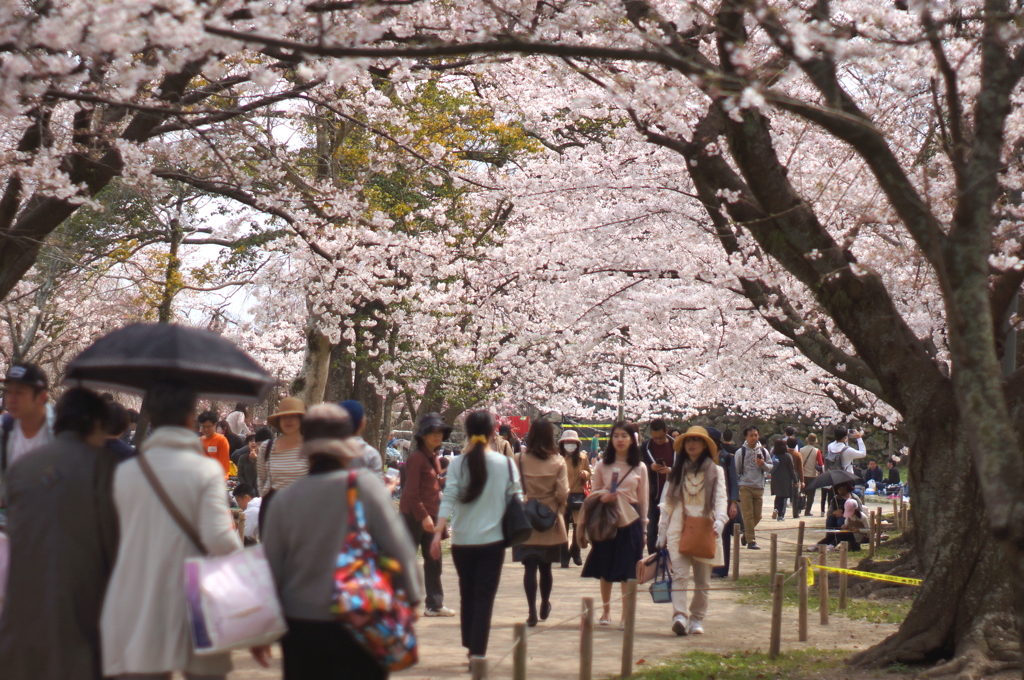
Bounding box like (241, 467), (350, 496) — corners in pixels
(581, 421), (649, 628)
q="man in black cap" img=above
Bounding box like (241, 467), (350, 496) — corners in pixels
(1, 363), (54, 488)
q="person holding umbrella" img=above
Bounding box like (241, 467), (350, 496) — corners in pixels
(101, 381), (242, 680)
(400, 412), (454, 617)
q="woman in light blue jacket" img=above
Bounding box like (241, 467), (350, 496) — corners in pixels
(430, 411), (521, 664)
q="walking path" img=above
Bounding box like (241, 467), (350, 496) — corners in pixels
(227, 494), (899, 679)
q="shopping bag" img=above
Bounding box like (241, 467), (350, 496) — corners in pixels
(184, 545), (288, 655)
(649, 549), (672, 604)
(0, 532), (8, 620)
(333, 471), (418, 672)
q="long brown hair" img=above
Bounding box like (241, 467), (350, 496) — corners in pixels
(525, 420), (556, 460)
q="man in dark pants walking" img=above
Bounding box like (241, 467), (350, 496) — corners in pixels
(641, 419), (675, 555)
(709, 427), (741, 577)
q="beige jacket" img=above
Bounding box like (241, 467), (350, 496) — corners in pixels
(101, 427), (242, 676)
(564, 452), (592, 522)
(516, 452), (569, 546)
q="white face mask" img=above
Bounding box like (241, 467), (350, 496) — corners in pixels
(563, 443), (578, 453)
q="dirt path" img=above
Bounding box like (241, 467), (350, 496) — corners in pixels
(226, 495), (900, 679)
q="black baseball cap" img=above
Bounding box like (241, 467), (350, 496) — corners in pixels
(3, 363), (49, 391)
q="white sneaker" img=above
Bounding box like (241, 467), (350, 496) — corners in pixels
(425, 606), (456, 617)
(671, 615), (688, 636)
(689, 620), (705, 635)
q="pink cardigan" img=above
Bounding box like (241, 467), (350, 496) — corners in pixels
(591, 458), (650, 530)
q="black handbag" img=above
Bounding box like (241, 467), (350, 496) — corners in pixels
(517, 455), (557, 532)
(502, 458), (532, 547)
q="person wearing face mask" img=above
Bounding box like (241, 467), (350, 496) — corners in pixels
(557, 430), (591, 568)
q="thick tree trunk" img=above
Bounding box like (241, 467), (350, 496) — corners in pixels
(850, 397), (1019, 678)
(291, 319), (330, 406)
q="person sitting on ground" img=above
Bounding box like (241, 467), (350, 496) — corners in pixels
(865, 459), (884, 485)
(0, 388), (118, 680)
(232, 483), (261, 546)
(814, 482), (864, 552)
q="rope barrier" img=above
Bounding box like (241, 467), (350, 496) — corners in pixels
(488, 635), (522, 673)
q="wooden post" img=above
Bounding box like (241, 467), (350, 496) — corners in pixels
(838, 541), (848, 610)
(512, 623), (527, 680)
(794, 521), (805, 572)
(798, 558), (808, 642)
(580, 597), (594, 680)
(732, 529), (741, 580)
(892, 498), (899, 531)
(769, 533), (778, 587)
(818, 545), (829, 625)
(769, 573), (784, 659)
(621, 579), (638, 678)
(903, 504), (909, 531)
(868, 510), (876, 559)
(470, 656), (488, 680)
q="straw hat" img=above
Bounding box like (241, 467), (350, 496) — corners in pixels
(558, 429), (582, 444)
(673, 426), (719, 463)
(268, 396), (306, 430)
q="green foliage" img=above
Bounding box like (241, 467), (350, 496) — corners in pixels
(630, 649), (849, 680)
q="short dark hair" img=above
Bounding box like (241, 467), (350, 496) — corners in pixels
(104, 402), (131, 437)
(253, 426), (273, 443)
(54, 388), (107, 437)
(786, 436), (798, 449)
(742, 425), (759, 437)
(127, 409), (139, 424)
(244, 434), (256, 445)
(784, 426), (796, 437)
(197, 410), (219, 426)
(146, 382), (197, 429)
(833, 426), (848, 441)
(722, 429), (734, 442)
(650, 418), (667, 432)
(232, 483), (256, 498)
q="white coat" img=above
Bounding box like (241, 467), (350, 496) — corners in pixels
(658, 464), (728, 567)
(101, 426), (242, 676)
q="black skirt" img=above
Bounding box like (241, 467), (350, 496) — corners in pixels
(580, 504), (644, 583)
(512, 543), (564, 563)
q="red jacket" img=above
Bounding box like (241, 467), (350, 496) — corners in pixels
(399, 448), (442, 521)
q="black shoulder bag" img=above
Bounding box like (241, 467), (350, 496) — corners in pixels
(502, 457), (533, 547)
(517, 454), (557, 532)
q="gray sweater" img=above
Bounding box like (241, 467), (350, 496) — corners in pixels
(262, 468), (424, 620)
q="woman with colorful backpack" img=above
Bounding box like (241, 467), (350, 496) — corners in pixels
(258, 404), (423, 679)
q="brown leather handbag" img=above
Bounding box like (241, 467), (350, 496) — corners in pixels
(677, 505), (716, 559)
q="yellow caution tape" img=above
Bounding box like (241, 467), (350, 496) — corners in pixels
(810, 562), (922, 586)
(805, 557), (814, 586)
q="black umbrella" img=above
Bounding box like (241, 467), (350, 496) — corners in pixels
(803, 469), (858, 493)
(64, 323), (275, 402)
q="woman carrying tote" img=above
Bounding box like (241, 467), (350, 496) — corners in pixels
(558, 429), (591, 568)
(656, 426), (727, 636)
(581, 421), (649, 629)
(429, 411), (522, 665)
(258, 404), (423, 679)
(513, 420), (569, 626)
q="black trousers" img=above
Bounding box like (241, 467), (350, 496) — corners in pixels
(281, 618), (386, 680)
(560, 509), (581, 567)
(451, 541), (505, 657)
(804, 487), (816, 514)
(774, 495), (789, 519)
(820, 487), (834, 514)
(403, 513), (444, 610)
(647, 502), (661, 555)
(713, 511), (743, 576)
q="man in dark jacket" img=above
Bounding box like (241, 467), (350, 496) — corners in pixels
(641, 419), (674, 555)
(709, 427), (741, 578)
(0, 388), (118, 680)
(231, 427), (271, 497)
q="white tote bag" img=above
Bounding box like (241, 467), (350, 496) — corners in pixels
(184, 545), (287, 655)
(137, 453), (287, 655)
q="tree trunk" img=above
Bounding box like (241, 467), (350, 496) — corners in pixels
(291, 318), (330, 406)
(849, 397), (1019, 678)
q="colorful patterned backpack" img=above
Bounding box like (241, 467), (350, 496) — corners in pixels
(332, 471), (418, 671)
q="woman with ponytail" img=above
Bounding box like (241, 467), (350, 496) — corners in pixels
(431, 411), (522, 665)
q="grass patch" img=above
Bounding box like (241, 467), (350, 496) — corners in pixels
(630, 649), (848, 679)
(735, 573), (913, 625)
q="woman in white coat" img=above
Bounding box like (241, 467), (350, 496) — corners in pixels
(656, 426), (727, 637)
(101, 383), (242, 679)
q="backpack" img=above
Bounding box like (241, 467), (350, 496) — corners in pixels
(823, 446), (842, 470)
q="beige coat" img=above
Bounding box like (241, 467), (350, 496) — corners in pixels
(564, 452), (592, 522)
(516, 452), (569, 546)
(101, 427), (242, 676)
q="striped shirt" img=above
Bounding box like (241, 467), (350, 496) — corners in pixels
(256, 439), (307, 495)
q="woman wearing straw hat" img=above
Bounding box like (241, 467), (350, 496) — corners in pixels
(558, 429), (591, 568)
(256, 396), (306, 529)
(655, 426), (727, 636)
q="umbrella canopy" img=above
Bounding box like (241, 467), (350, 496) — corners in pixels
(64, 323), (275, 402)
(803, 468), (858, 493)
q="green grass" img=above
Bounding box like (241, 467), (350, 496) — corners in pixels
(629, 649), (849, 679)
(734, 572), (913, 625)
